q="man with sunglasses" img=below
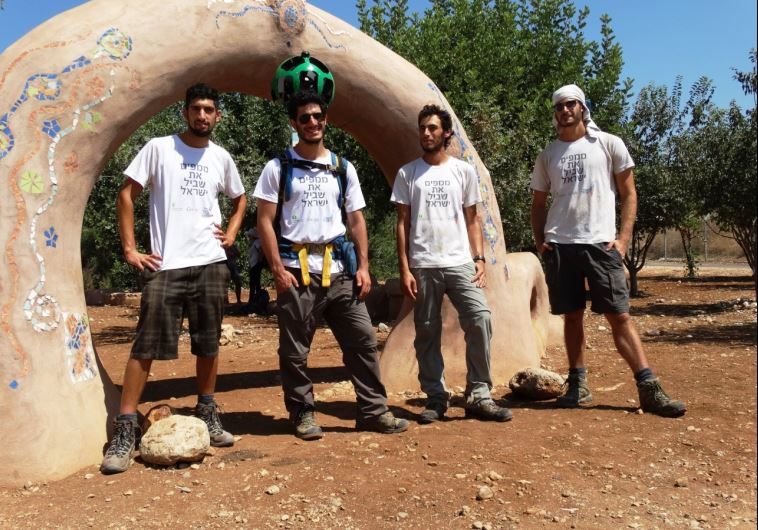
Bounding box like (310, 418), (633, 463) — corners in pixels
(254, 90), (408, 440)
(530, 84), (686, 417)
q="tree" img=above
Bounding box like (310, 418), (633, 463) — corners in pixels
(358, 0), (632, 252)
(687, 51), (757, 280)
(668, 76), (718, 277)
(624, 81), (683, 295)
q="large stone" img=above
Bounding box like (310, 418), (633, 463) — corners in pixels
(139, 416), (210, 466)
(508, 368), (565, 400)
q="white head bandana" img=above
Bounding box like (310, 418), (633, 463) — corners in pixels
(551, 83), (601, 136)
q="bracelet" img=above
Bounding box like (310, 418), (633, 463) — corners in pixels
(473, 255), (486, 263)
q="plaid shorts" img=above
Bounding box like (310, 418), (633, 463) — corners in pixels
(131, 261), (229, 360)
(542, 243), (630, 315)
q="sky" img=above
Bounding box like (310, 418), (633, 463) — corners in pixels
(1, 0), (755, 109)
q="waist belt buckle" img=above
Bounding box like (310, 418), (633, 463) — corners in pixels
(306, 243), (326, 255)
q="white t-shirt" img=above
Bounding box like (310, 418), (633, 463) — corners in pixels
(530, 131), (635, 244)
(252, 148), (365, 274)
(124, 135), (245, 271)
(391, 157), (481, 268)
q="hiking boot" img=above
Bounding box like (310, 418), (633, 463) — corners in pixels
(100, 416), (140, 475)
(356, 411), (409, 434)
(637, 378), (687, 418)
(289, 406), (324, 440)
(418, 402), (447, 424)
(464, 399), (513, 422)
(556, 375), (593, 408)
(195, 401), (235, 447)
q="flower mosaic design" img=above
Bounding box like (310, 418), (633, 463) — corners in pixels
(94, 28), (133, 60)
(277, 0), (307, 34)
(19, 170), (44, 194)
(44, 226), (58, 248)
(41, 118), (61, 139)
(63, 313), (98, 384)
(24, 73), (61, 101)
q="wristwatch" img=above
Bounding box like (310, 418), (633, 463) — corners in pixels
(473, 255), (486, 263)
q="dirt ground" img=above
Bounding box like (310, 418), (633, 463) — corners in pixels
(1, 266), (756, 529)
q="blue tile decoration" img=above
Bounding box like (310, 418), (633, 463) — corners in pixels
(44, 226), (58, 248)
(61, 55), (91, 73)
(0, 114), (13, 160)
(9, 380), (19, 390)
(41, 118), (61, 139)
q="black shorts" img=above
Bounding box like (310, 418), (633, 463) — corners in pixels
(542, 243), (629, 315)
(131, 262), (229, 360)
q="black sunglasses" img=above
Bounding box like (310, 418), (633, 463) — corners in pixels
(297, 112), (325, 124)
(553, 100), (579, 112)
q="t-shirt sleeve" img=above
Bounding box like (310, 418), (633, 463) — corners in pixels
(608, 134), (635, 174)
(253, 158), (281, 204)
(461, 161), (482, 207)
(223, 152), (245, 199)
(390, 166), (411, 205)
(343, 161), (366, 213)
(123, 139), (156, 187)
(529, 151), (551, 192)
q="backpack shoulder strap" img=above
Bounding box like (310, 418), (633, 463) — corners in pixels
(331, 152), (350, 225)
(274, 150), (293, 237)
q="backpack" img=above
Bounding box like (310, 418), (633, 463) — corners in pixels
(274, 150), (349, 229)
(273, 150), (357, 278)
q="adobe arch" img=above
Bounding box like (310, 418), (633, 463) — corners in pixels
(0, 0), (548, 485)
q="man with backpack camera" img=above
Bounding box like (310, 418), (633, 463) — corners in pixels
(253, 89), (408, 440)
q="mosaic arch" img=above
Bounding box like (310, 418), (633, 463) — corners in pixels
(0, 0), (549, 484)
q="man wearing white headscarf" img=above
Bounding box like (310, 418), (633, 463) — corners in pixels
(529, 84), (686, 418)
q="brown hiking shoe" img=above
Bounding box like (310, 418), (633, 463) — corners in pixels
(556, 375), (593, 408)
(464, 399), (513, 422)
(356, 411), (409, 434)
(637, 378), (686, 417)
(100, 416), (140, 475)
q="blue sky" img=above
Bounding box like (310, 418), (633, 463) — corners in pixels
(1, 0), (755, 109)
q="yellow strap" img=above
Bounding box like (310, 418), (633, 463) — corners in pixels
(322, 243), (333, 287)
(293, 244), (310, 286)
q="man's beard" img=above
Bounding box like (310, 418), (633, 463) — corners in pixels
(299, 133), (322, 145)
(189, 125), (212, 137)
(421, 141), (444, 153)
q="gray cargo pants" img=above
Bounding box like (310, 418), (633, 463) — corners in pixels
(276, 268), (389, 419)
(412, 262), (493, 405)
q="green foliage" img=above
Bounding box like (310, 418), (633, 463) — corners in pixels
(358, 0), (632, 252)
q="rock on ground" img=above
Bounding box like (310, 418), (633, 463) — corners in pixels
(508, 367), (565, 400)
(139, 415), (210, 466)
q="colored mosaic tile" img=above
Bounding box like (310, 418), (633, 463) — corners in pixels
(44, 226), (58, 248)
(9, 380), (19, 390)
(41, 118), (61, 138)
(62, 313), (98, 384)
(0, 114), (14, 159)
(19, 170), (44, 194)
(24, 73), (61, 101)
(81, 110), (102, 131)
(61, 55), (92, 73)
(278, 0), (307, 34)
(94, 28), (133, 60)
(215, 4), (272, 29)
